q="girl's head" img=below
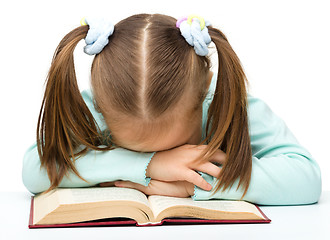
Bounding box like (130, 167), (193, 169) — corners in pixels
(38, 14), (252, 196)
(92, 14), (210, 152)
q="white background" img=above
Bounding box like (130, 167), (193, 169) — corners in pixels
(0, 0), (329, 193)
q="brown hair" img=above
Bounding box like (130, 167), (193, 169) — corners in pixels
(37, 14), (252, 196)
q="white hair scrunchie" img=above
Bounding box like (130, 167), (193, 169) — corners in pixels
(81, 17), (114, 55)
(176, 15), (212, 56)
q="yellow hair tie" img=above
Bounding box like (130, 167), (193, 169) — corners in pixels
(187, 15), (205, 30)
(80, 17), (87, 26)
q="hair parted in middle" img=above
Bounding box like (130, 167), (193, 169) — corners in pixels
(37, 13), (252, 197)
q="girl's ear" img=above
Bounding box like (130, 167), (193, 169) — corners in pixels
(37, 26), (113, 193)
(203, 27), (252, 198)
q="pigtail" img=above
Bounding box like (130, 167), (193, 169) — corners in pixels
(37, 26), (113, 193)
(204, 27), (252, 198)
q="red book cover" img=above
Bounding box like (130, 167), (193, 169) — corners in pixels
(28, 197), (271, 228)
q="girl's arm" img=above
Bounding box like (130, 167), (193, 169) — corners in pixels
(22, 142), (154, 194)
(193, 95), (322, 205)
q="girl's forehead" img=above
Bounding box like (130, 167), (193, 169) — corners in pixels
(108, 116), (200, 152)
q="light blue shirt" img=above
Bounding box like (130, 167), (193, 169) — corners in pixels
(22, 73), (322, 205)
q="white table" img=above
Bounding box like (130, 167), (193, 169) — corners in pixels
(0, 191), (329, 240)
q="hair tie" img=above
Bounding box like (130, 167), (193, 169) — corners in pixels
(176, 15), (211, 56)
(80, 17), (114, 55)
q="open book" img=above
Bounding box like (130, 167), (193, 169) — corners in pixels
(29, 187), (270, 228)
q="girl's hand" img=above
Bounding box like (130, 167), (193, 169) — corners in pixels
(110, 180), (195, 198)
(146, 144), (225, 191)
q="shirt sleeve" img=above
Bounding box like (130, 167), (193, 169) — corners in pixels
(22, 90), (155, 194)
(193, 95), (322, 205)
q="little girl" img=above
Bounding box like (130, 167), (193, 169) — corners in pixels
(22, 14), (321, 205)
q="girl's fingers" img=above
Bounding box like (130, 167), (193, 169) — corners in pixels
(114, 180), (166, 196)
(198, 162), (222, 178)
(193, 145), (226, 163)
(98, 181), (115, 187)
(211, 149), (227, 164)
(184, 170), (212, 191)
(114, 181), (145, 191)
(116, 173), (213, 194)
(192, 148), (224, 178)
(115, 180), (191, 197)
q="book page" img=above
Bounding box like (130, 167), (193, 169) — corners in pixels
(57, 187), (150, 207)
(148, 195), (264, 219)
(33, 190), (60, 224)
